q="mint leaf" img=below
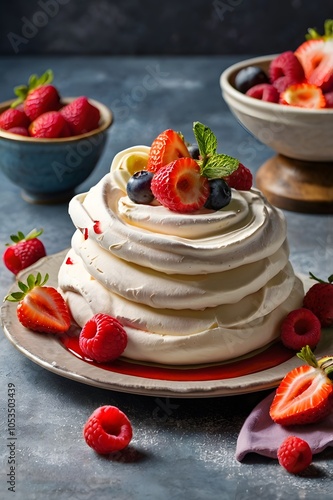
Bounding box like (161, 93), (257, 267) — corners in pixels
(201, 153), (239, 178)
(193, 122), (217, 157)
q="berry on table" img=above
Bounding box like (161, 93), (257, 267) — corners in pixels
(235, 65), (269, 94)
(303, 272), (333, 327)
(277, 436), (312, 474)
(126, 170), (154, 204)
(3, 228), (46, 275)
(151, 157), (210, 213)
(204, 178), (231, 210)
(79, 313), (128, 363)
(280, 307), (321, 351)
(4, 272), (71, 334)
(83, 405), (133, 455)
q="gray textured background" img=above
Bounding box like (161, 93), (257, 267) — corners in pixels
(1, 0), (332, 55)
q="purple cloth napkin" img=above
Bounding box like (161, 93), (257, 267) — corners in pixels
(236, 391), (333, 461)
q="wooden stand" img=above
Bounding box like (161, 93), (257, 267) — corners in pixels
(256, 154), (333, 214)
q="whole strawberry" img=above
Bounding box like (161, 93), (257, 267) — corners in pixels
(4, 273), (71, 334)
(11, 69), (60, 121)
(303, 272), (333, 327)
(29, 111), (71, 139)
(3, 228), (46, 275)
(60, 96), (100, 135)
(0, 108), (30, 130)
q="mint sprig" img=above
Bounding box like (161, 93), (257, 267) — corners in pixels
(193, 121), (239, 178)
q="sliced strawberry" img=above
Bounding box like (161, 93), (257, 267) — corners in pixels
(270, 346), (333, 426)
(151, 157), (209, 213)
(146, 129), (190, 173)
(295, 38), (333, 91)
(280, 83), (326, 108)
(3, 229), (46, 275)
(5, 273), (71, 335)
(269, 51), (305, 93)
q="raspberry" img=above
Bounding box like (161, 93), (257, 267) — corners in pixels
(83, 406), (133, 455)
(151, 157), (210, 213)
(246, 83), (279, 103)
(269, 51), (305, 93)
(79, 313), (127, 363)
(277, 436), (312, 474)
(280, 308), (321, 351)
(223, 163), (253, 191)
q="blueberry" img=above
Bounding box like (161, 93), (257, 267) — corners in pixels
(234, 66), (269, 94)
(204, 178), (231, 210)
(188, 143), (200, 160)
(126, 170), (154, 204)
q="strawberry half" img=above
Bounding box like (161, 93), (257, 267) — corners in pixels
(146, 129), (190, 173)
(151, 157), (209, 213)
(295, 20), (333, 91)
(3, 228), (46, 275)
(5, 273), (71, 335)
(270, 346), (333, 426)
(280, 83), (326, 108)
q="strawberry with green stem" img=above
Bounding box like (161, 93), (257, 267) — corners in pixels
(303, 272), (333, 327)
(3, 228), (46, 275)
(270, 345), (333, 426)
(4, 273), (71, 335)
(11, 69), (60, 121)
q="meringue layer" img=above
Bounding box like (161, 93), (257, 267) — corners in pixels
(58, 146), (304, 365)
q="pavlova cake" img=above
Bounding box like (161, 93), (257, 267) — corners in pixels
(58, 122), (304, 365)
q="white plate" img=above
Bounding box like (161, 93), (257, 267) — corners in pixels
(1, 250), (332, 398)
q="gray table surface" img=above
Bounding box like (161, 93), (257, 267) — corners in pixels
(0, 56), (332, 500)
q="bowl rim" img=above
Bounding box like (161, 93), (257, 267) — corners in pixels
(0, 97), (113, 143)
(220, 54), (333, 115)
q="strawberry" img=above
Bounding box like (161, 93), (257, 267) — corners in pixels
(277, 436), (312, 474)
(146, 129), (191, 173)
(24, 84), (60, 122)
(3, 228), (46, 275)
(303, 273), (333, 327)
(6, 126), (29, 137)
(4, 273), (71, 334)
(60, 96), (100, 135)
(295, 19), (333, 91)
(151, 157), (210, 213)
(280, 308), (321, 351)
(223, 163), (253, 190)
(269, 51), (305, 93)
(0, 108), (30, 130)
(245, 83), (279, 103)
(280, 83), (326, 109)
(269, 346), (333, 426)
(29, 111), (71, 138)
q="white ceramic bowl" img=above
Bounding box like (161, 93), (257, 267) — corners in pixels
(220, 55), (333, 162)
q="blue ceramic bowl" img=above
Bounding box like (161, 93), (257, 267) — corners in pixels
(0, 98), (113, 203)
